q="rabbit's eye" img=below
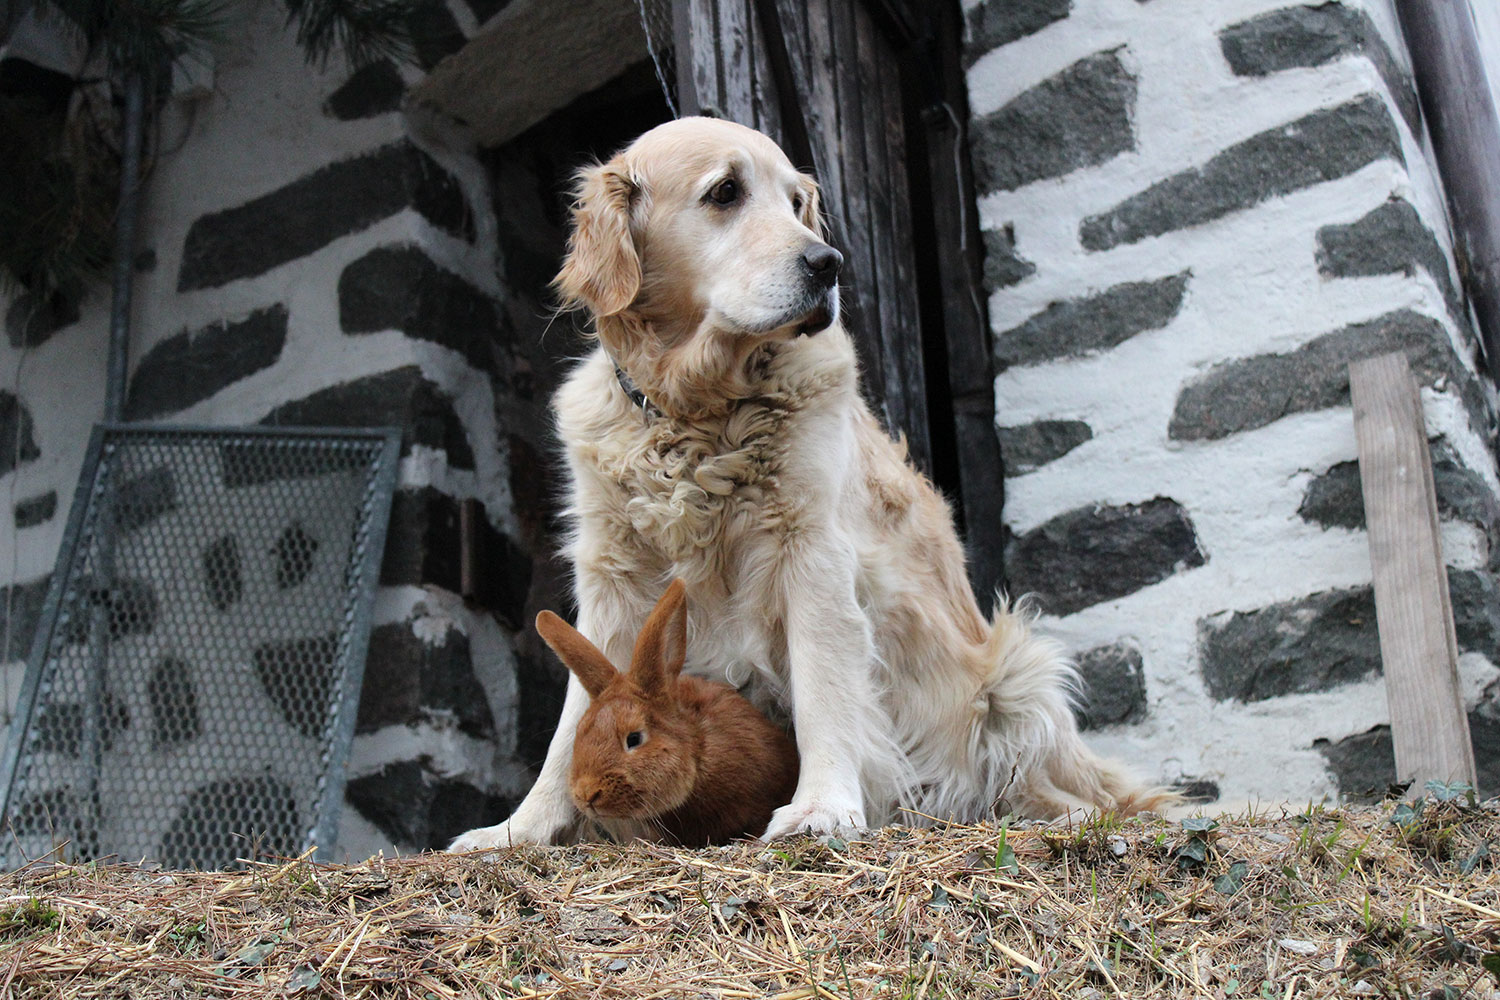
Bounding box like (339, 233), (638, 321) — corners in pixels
(624, 730), (645, 750)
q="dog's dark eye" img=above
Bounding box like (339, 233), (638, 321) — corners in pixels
(708, 178), (740, 206)
(624, 730), (645, 750)
(792, 194), (803, 213)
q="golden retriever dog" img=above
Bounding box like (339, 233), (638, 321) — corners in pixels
(450, 117), (1167, 849)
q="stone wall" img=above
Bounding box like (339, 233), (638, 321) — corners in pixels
(964, 0), (1500, 805)
(0, 0), (565, 858)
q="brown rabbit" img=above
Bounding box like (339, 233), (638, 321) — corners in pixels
(534, 579), (800, 846)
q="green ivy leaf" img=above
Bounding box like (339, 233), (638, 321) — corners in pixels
(1213, 861), (1248, 896)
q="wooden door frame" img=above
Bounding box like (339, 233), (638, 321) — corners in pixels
(672, 0), (1007, 605)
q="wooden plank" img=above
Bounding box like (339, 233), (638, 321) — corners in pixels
(675, 0), (721, 117)
(746, 0), (782, 142)
(1395, 2), (1500, 377)
(716, 0), (756, 125)
(917, 0), (1007, 603)
(1350, 352), (1477, 791)
(873, 16), (931, 473)
(854, 4), (907, 450)
(827, 0), (886, 425)
(794, 0), (842, 203)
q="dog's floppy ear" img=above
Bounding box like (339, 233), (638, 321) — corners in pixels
(554, 160), (641, 317)
(797, 174), (826, 239)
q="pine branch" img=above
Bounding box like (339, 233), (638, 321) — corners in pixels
(43, 0), (231, 87)
(280, 0), (419, 70)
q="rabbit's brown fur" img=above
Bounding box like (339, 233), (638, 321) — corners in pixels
(536, 579), (799, 846)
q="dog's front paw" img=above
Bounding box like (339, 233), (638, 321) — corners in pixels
(448, 818), (543, 853)
(762, 798), (866, 839)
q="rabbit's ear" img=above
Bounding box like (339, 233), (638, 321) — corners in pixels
(536, 611), (617, 699)
(630, 579), (687, 694)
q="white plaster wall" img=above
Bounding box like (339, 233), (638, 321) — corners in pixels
(1467, 1), (1500, 120)
(967, 0), (1500, 807)
(0, 0), (523, 857)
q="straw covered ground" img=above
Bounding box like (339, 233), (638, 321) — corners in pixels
(3, 795), (1499, 998)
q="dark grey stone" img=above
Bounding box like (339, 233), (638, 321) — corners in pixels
(380, 488), (532, 629)
(6, 289), (79, 348)
(1313, 725), (1394, 802)
(149, 656), (200, 750)
(1005, 497), (1206, 616)
(160, 777), (301, 869)
(255, 366), (475, 471)
(1203, 568), (1500, 705)
(1168, 310), (1482, 442)
(1220, 4), (1421, 133)
(346, 760), (515, 850)
(1081, 95), (1402, 251)
(358, 620), (495, 739)
(406, 0), (468, 71)
(1199, 586), (1378, 702)
(1451, 569), (1500, 666)
(273, 522), (320, 590)
(1315, 712), (1500, 801)
(339, 244), (504, 373)
(57, 576), (159, 645)
(252, 633), (340, 740)
(1074, 642), (1147, 729)
(178, 142), (472, 291)
(1317, 198), (1464, 324)
(995, 271), (1189, 369)
(970, 50), (1136, 194)
(123, 305), (289, 421)
(0, 390), (40, 477)
(1172, 779), (1221, 804)
(1298, 441), (1500, 538)
(32, 690), (128, 757)
(4, 788), (72, 838)
(965, 0), (1071, 65)
(0, 575), (49, 661)
(982, 225), (1036, 291)
(202, 535), (243, 612)
(115, 465), (177, 534)
(13, 491), (56, 529)
(324, 59), (404, 120)
(998, 420), (1093, 474)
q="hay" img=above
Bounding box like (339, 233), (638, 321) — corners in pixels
(2, 797), (1498, 998)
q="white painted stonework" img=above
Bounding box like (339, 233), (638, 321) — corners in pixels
(967, 0), (1500, 807)
(0, 2), (528, 857)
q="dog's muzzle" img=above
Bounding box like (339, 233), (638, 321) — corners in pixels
(802, 244), (842, 289)
(797, 244), (842, 335)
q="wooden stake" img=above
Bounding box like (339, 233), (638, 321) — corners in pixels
(1350, 352), (1476, 791)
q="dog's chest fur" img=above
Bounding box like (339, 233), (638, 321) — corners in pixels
(600, 399), (792, 562)
(567, 339), (852, 567)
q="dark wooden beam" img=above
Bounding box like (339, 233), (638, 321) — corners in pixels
(1395, 1), (1500, 380)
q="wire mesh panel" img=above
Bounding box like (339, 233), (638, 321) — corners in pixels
(0, 425), (400, 870)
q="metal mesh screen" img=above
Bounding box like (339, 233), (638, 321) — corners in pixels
(0, 425), (400, 871)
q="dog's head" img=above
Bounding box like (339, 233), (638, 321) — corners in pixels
(554, 117), (841, 351)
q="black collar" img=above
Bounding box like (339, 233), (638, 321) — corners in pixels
(613, 360), (660, 419)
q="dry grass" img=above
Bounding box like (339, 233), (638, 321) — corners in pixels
(2, 794), (1499, 998)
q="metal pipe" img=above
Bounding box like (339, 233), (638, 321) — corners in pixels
(105, 70), (145, 423)
(1396, 1), (1500, 380)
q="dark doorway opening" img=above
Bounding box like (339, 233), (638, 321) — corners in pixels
(481, 58), (673, 770)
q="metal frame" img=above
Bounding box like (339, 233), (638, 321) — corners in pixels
(0, 423), (401, 867)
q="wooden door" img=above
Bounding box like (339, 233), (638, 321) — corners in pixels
(672, 0), (1008, 603)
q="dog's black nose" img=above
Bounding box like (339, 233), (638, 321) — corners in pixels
(802, 244), (843, 288)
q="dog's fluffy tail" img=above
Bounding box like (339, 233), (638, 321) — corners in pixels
(919, 597), (1175, 822)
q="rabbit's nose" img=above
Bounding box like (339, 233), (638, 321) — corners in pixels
(585, 788), (603, 808)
